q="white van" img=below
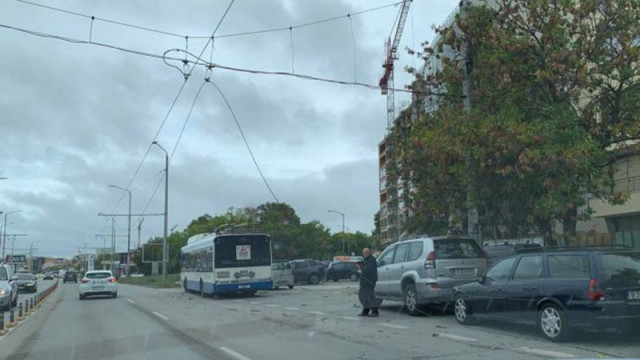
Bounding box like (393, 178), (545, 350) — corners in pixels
(271, 261), (294, 289)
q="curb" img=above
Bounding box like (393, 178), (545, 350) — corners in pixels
(0, 280), (59, 339)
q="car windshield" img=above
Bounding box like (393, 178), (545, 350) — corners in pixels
(434, 239), (484, 259)
(599, 253), (640, 281)
(85, 273), (111, 279)
(16, 274), (34, 280)
(0, 268), (7, 281)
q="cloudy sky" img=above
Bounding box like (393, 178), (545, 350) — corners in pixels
(0, 0), (458, 258)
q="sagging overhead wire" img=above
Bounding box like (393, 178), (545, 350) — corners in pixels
(207, 81), (280, 203)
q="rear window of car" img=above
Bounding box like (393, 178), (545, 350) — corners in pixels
(434, 239), (484, 259)
(598, 253), (640, 280)
(548, 255), (590, 278)
(16, 274), (35, 280)
(86, 272), (111, 279)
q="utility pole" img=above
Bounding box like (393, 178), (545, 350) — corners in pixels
(152, 141), (169, 281)
(137, 217), (144, 250)
(108, 185), (132, 277)
(111, 217), (115, 273)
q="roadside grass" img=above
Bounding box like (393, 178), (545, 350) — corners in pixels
(119, 274), (181, 288)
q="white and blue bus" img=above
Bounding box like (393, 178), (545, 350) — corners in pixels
(180, 232), (272, 296)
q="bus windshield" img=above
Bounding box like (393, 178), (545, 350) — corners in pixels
(215, 235), (271, 268)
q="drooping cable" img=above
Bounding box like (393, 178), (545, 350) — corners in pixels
(208, 81), (280, 203)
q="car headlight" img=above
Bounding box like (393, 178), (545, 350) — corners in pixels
(0, 289), (7, 295)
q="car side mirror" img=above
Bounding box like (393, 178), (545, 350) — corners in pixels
(477, 275), (486, 284)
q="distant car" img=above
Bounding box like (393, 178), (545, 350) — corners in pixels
(271, 261), (294, 289)
(483, 243), (542, 264)
(326, 261), (360, 282)
(79, 270), (118, 300)
(0, 264), (18, 311)
(376, 236), (488, 316)
(15, 273), (37, 293)
(452, 247), (640, 341)
(63, 271), (78, 283)
(43, 273), (54, 280)
(290, 259), (326, 285)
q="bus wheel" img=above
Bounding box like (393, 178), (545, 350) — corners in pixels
(199, 279), (205, 297)
(183, 279), (188, 293)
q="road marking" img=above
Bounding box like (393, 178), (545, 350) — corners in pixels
(285, 307), (299, 311)
(126, 299), (136, 304)
(308, 311), (327, 316)
(266, 304), (279, 307)
(342, 316), (361, 321)
(249, 301), (260, 305)
(220, 347), (252, 360)
(152, 311), (169, 321)
(515, 347), (575, 358)
(380, 323), (410, 330)
(436, 333), (477, 342)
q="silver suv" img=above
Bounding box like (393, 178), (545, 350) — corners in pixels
(0, 264), (18, 311)
(375, 236), (488, 316)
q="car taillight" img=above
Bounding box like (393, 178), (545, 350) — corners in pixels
(80, 279), (89, 283)
(588, 279), (603, 301)
(424, 251), (436, 269)
(109, 278), (117, 283)
(430, 282), (440, 289)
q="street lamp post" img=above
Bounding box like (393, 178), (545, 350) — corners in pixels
(2, 210), (21, 259)
(327, 210), (346, 254)
(109, 185), (132, 277)
(152, 141), (169, 281)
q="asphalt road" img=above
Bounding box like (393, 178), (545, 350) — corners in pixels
(0, 280), (639, 360)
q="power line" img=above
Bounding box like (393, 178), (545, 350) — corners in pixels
(16, 0), (403, 40)
(208, 81), (280, 203)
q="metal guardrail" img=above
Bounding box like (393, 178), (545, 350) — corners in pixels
(600, 175), (640, 195)
(0, 279), (59, 336)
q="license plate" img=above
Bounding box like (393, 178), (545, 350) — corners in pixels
(627, 290), (640, 301)
(454, 269), (474, 276)
(238, 284), (250, 289)
(92, 286), (104, 290)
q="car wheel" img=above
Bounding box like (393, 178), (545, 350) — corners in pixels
(403, 283), (421, 316)
(454, 295), (474, 325)
(79, 294), (85, 300)
(332, 278), (338, 282)
(538, 303), (570, 341)
(11, 294), (17, 307)
(309, 274), (320, 285)
(349, 273), (358, 282)
(288, 284), (294, 289)
(112, 292), (118, 299)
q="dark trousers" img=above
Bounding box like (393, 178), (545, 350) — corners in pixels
(358, 285), (378, 313)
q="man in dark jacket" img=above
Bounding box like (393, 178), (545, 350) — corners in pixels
(358, 247), (379, 317)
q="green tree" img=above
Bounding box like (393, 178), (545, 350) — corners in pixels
(403, 0), (640, 243)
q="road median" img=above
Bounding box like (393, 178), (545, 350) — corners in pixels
(119, 274), (181, 289)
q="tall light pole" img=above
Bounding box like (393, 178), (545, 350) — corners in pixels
(2, 210), (21, 259)
(327, 210), (346, 254)
(109, 184), (132, 277)
(152, 141), (169, 281)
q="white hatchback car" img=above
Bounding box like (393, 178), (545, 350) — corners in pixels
(79, 270), (118, 300)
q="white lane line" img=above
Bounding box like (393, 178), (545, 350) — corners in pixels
(436, 333), (477, 342)
(515, 347), (575, 359)
(220, 347), (252, 360)
(152, 311), (169, 321)
(126, 299), (136, 304)
(249, 301), (260, 305)
(266, 304), (279, 307)
(308, 311), (327, 316)
(380, 323), (410, 330)
(285, 307), (299, 311)
(342, 316), (361, 321)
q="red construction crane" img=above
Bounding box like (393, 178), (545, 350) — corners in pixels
(380, 0), (412, 129)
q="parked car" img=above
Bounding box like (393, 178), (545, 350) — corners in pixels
(290, 259), (326, 285)
(15, 273), (37, 293)
(483, 243), (542, 264)
(0, 264), (18, 311)
(452, 247), (640, 341)
(63, 271), (78, 283)
(79, 270), (118, 299)
(43, 272), (55, 280)
(271, 261), (294, 289)
(326, 261), (360, 282)
(376, 235), (488, 316)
